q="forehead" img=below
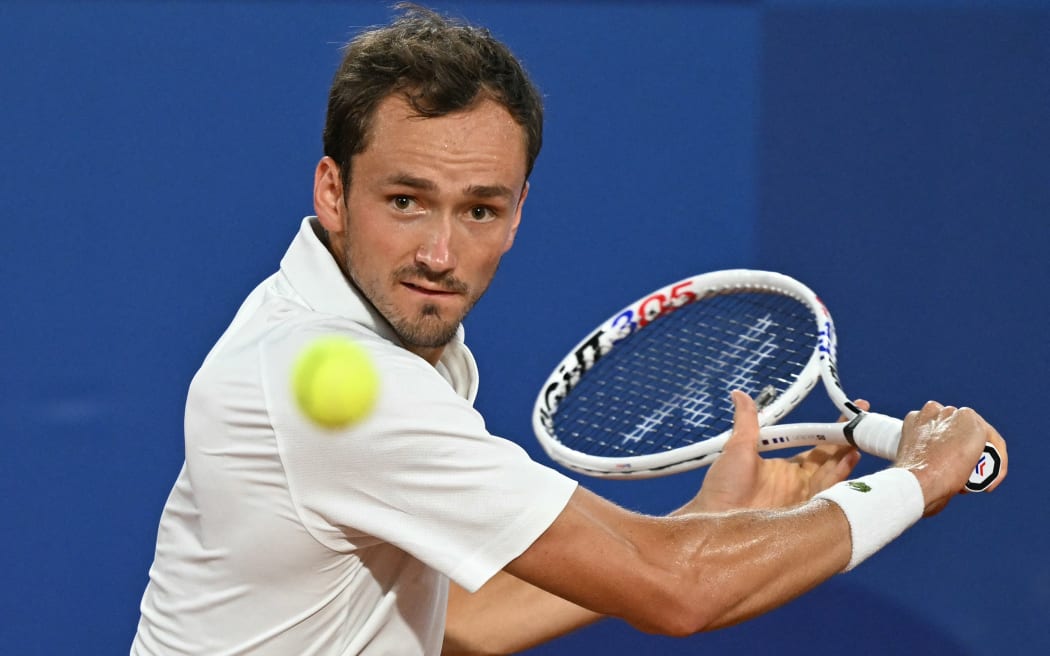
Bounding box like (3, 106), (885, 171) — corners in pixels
(357, 94), (529, 185)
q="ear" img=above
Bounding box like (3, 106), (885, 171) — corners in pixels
(503, 181), (529, 254)
(314, 156), (346, 234)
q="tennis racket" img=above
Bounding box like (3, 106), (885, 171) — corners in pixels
(532, 269), (1001, 492)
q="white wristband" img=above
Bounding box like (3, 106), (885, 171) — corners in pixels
(814, 468), (924, 571)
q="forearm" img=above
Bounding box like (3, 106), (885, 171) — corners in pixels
(506, 487), (852, 636)
(666, 501), (850, 630)
(488, 399), (1005, 639)
(442, 572), (602, 655)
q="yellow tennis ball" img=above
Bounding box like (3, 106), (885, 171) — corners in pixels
(292, 336), (379, 428)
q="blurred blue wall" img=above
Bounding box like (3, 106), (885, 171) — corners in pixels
(1, 1), (1046, 653)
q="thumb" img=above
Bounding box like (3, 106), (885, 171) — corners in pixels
(726, 390), (760, 453)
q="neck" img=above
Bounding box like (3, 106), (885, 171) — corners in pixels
(406, 344), (446, 367)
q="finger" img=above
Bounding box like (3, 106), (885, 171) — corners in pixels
(726, 390), (760, 454)
(962, 406), (1009, 493)
(981, 422), (1008, 493)
(900, 400), (947, 457)
(789, 444), (849, 469)
(920, 399), (946, 420)
(940, 407), (986, 498)
(836, 398), (870, 423)
(797, 445), (860, 493)
(823, 447), (861, 487)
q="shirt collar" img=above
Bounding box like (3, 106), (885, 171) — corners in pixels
(278, 218), (475, 399)
(279, 217), (403, 343)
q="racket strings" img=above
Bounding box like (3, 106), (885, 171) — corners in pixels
(552, 291), (817, 457)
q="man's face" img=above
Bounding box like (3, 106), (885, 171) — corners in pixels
(323, 94), (529, 364)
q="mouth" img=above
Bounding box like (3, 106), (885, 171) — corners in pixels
(401, 281), (460, 298)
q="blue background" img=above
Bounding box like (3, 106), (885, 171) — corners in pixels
(2, 1), (1047, 653)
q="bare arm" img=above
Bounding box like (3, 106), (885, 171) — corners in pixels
(443, 393), (864, 653)
(442, 574), (602, 655)
(444, 394), (1008, 649)
(443, 493), (848, 654)
(442, 489), (841, 653)
(508, 394), (1005, 634)
(507, 483), (850, 636)
(443, 393), (856, 652)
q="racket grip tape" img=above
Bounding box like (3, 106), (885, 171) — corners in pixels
(843, 412), (901, 461)
(844, 412), (1002, 493)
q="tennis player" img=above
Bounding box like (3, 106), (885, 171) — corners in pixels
(131, 5), (1008, 655)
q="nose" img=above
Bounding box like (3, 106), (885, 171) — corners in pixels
(415, 214), (456, 274)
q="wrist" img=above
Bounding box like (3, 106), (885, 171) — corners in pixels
(814, 468), (924, 571)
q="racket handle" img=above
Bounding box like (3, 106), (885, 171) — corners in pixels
(845, 412), (902, 461)
(847, 412), (1002, 493)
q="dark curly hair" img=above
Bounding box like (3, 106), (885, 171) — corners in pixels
(323, 4), (544, 194)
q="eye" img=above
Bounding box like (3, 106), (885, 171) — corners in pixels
(391, 195), (415, 211)
(469, 206), (496, 222)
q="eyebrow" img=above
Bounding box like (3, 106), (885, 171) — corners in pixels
(465, 183), (516, 200)
(384, 173), (436, 191)
(383, 173), (516, 200)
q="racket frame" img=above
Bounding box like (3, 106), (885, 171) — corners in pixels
(532, 269), (840, 477)
(532, 269), (1001, 492)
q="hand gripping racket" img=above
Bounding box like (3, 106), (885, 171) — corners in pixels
(532, 269), (1001, 491)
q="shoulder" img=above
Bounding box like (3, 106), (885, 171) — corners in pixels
(256, 315), (480, 430)
(258, 316), (447, 389)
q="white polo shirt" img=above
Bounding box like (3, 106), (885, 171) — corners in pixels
(132, 217), (577, 655)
